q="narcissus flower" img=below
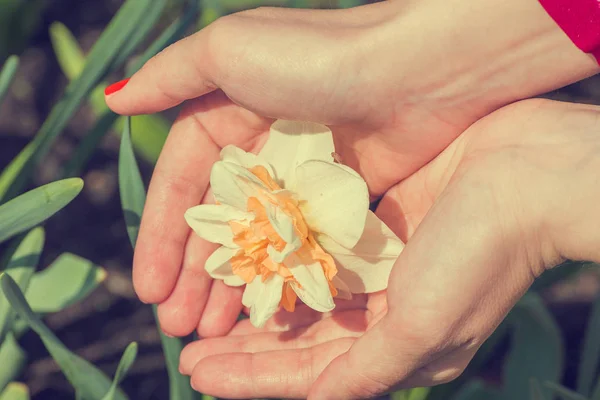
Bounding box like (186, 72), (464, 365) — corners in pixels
(184, 120), (404, 328)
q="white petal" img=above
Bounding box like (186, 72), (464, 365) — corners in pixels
(210, 161), (266, 209)
(285, 253), (335, 312)
(185, 204), (252, 247)
(245, 274), (285, 328)
(261, 201), (302, 261)
(295, 160), (369, 248)
(205, 246), (245, 286)
(220, 145), (275, 177)
(316, 211), (404, 293)
(242, 277), (261, 308)
(258, 120), (335, 189)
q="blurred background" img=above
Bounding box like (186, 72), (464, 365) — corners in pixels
(1, 0), (600, 399)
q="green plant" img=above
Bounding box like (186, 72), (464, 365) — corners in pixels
(1, 0), (597, 398)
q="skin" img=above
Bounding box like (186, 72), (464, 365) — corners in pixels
(104, 0), (600, 398)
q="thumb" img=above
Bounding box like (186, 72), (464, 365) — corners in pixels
(104, 9), (363, 123)
(310, 168), (539, 399)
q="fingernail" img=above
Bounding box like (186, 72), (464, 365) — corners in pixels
(104, 78), (130, 96)
(163, 332), (175, 338)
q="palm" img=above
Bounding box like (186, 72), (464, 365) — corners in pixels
(139, 89), (438, 338)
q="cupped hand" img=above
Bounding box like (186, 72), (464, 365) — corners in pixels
(105, 3), (478, 338)
(105, 2), (598, 338)
(176, 98), (600, 399)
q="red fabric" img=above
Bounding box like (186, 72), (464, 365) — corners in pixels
(538, 0), (600, 63)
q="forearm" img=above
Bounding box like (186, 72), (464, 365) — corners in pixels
(365, 0), (600, 122)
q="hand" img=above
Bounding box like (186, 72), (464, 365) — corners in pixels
(177, 98), (600, 399)
(105, 0), (598, 338)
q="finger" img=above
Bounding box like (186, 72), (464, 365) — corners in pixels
(311, 167), (538, 399)
(105, 11), (370, 125)
(180, 314), (365, 375)
(190, 338), (355, 399)
(132, 103), (220, 304)
(105, 33), (217, 115)
(197, 280), (244, 337)
(156, 232), (216, 336)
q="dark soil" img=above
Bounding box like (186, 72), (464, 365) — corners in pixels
(1, 1), (600, 399)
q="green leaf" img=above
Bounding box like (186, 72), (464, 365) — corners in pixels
(25, 253), (106, 313)
(0, 144), (35, 201)
(0, 0), (156, 201)
(450, 380), (502, 400)
(0, 334), (27, 392)
(0, 227), (44, 343)
(530, 379), (548, 400)
(391, 388), (431, 400)
(408, 387), (432, 400)
(101, 343), (138, 400)
(503, 293), (564, 400)
(109, 1), (168, 73)
(0, 382), (29, 400)
(577, 292), (600, 395)
(338, 0), (362, 8)
(0, 178), (83, 244)
(49, 22), (85, 81)
(590, 374), (600, 400)
(118, 117), (146, 248)
(51, 4), (199, 170)
(544, 382), (588, 400)
(0, 55), (19, 107)
(0, 274), (127, 400)
(118, 116), (195, 400)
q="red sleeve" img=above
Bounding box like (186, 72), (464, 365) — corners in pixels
(538, 0), (600, 63)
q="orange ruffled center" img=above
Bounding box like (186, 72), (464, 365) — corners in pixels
(228, 165), (338, 312)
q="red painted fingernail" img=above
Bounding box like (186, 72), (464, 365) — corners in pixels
(104, 78), (130, 95)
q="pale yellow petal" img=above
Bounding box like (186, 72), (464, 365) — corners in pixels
(205, 246), (245, 286)
(285, 253), (335, 312)
(317, 211), (404, 293)
(245, 274), (285, 328)
(210, 161), (265, 209)
(258, 120), (335, 189)
(220, 145), (275, 177)
(296, 160), (369, 248)
(184, 204), (251, 247)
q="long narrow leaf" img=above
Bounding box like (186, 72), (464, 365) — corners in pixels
(0, 382), (29, 400)
(0, 227), (44, 343)
(590, 375), (600, 400)
(61, 111), (118, 177)
(0, 334), (27, 392)
(101, 343), (138, 400)
(25, 252), (106, 313)
(0, 55), (19, 107)
(109, 1), (168, 73)
(118, 117), (195, 400)
(531, 379), (548, 400)
(118, 118), (145, 248)
(0, 0), (153, 201)
(51, 2), (198, 170)
(0, 178), (82, 244)
(0, 144), (35, 201)
(502, 294), (564, 400)
(544, 382), (588, 400)
(0, 274), (127, 400)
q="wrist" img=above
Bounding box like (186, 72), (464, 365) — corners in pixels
(363, 0), (600, 123)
